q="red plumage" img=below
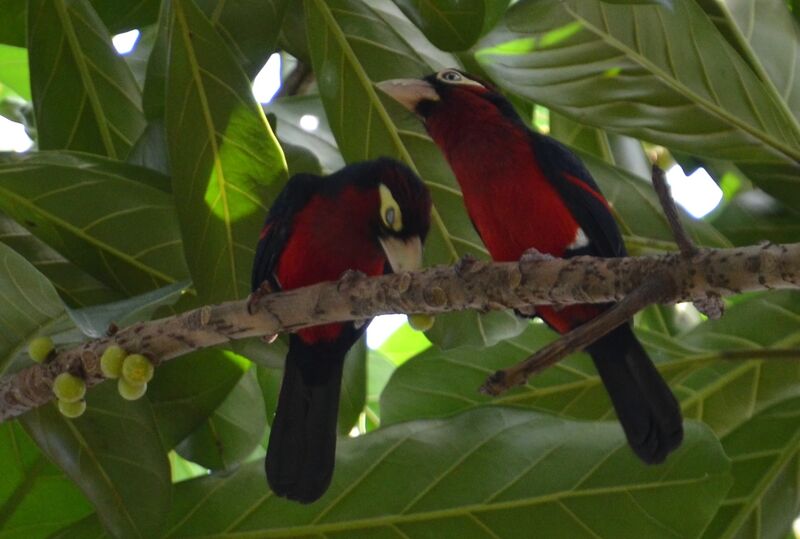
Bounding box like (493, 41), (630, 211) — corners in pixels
(251, 158), (431, 503)
(379, 70), (683, 464)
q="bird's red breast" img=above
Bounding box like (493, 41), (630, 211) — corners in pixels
(274, 186), (385, 343)
(425, 86), (600, 329)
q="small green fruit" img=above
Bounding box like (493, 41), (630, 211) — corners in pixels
(122, 354), (154, 385)
(118, 378), (147, 401)
(100, 345), (126, 378)
(408, 314), (435, 332)
(28, 336), (54, 363)
(58, 399), (86, 418)
(52, 373), (86, 403)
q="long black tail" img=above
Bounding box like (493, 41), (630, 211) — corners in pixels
(588, 324), (683, 464)
(266, 335), (345, 503)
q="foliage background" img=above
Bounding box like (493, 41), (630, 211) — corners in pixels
(0, 0), (799, 537)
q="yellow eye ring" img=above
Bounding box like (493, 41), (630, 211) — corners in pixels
(379, 184), (402, 232)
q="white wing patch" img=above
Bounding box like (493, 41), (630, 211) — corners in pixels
(567, 227), (590, 250)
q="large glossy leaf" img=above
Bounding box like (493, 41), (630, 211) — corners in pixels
(712, 191), (800, 246)
(163, 408), (729, 538)
(264, 95), (344, 174)
(22, 381), (171, 539)
(392, 0), (510, 52)
(0, 152), (188, 296)
(66, 281), (188, 338)
(381, 292), (800, 436)
(698, 0), (800, 124)
(703, 396), (800, 539)
(166, 0), (287, 304)
(194, 0), (292, 77)
(0, 212), (122, 307)
(27, 0), (146, 159)
(0, 44), (31, 100)
(0, 414), (93, 538)
(175, 368), (266, 470)
(148, 349), (250, 449)
(580, 151), (731, 252)
(479, 0), (800, 209)
(338, 336), (367, 435)
(0, 242), (65, 376)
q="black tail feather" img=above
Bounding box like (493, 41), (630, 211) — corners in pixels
(588, 324), (683, 464)
(266, 336), (345, 503)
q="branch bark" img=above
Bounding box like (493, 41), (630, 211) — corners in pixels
(1, 242), (798, 422)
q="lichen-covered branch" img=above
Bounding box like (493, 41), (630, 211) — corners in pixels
(0, 241), (798, 422)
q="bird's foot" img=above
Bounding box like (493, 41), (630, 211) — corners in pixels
(247, 281), (275, 315)
(455, 254), (480, 277)
(519, 248), (554, 263)
(337, 269), (366, 291)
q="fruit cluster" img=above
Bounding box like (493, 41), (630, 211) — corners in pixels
(30, 336), (157, 419)
(100, 346), (154, 401)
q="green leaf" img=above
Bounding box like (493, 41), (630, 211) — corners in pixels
(0, 152), (188, 296)
(338, 336), (367, 435)
(696, 0), (800, 126)
(0, 422), (93, 538)
(265, 95), (345, 174)
(22, 381), (171, 539)
(364, 349), (396, 431)
(0, 44), (31, 100)
(600, 0), (673, 6)
(703, 396), (800, 539)
(0, 242), (65, 376)
(0, 212), (122, 308)
(164, 408), (730, 538)
(148, 349), (250, 449)
(166, 0), (287, 304)
(28, 0), (146, 159)
(579, 151), (731, 252)
(480, 0), (800, 209)
(377, 321), (431, 364)
(712, 191), (800, 246)
(193, 0), (292, 77)
(175, 368), (266, 470)
(89, 0), (161, 34)
(392, 0), (510, 52)
(0, 0), (26, 47)
(66, 281), (189, 338)
(381, 292), (800, 434)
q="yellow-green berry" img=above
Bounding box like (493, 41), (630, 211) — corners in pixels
(58, 399), (86, 418)
(100, 345), (126, 378)
(118, 378), (147, 401)
(408, 314), (435, 332)
(121, 354), (154, 385)
(28, 336), (54, 363)
(52, 373), (86, 403)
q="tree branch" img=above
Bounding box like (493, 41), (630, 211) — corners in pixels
(1, 242), (798, 422)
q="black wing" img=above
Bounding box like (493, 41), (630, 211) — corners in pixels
(530, 132), (626, 258)
(251, 173), (322, 292)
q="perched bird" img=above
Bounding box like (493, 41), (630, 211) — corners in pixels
(378, 70), (682, 464)
(252, 158), (431, 503)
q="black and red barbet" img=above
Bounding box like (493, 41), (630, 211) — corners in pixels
(379, 70), (683, 464)
(251, 158), (431, 503)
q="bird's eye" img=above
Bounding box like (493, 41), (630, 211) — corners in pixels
(440, 70), (462, 82)
(379, 184), (403, 232)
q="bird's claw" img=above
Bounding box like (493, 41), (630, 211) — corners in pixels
(247, 281), (275, 315)
(337, 269), (366, 291)
(455, 254), (479, 277)
(519, 248), (554, 263)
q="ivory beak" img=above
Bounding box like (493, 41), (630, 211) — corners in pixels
(376, 79), (439, 114)
(379, 236), (423, 273)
